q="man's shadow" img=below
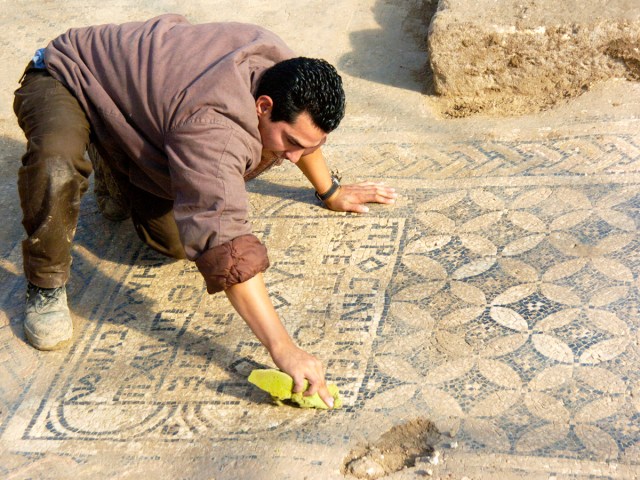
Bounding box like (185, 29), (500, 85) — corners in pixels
(1, 135), (274, 409)
(247, 177), (318, 206)
(2, 243), (272, 407)
(338, 0), (439, 94)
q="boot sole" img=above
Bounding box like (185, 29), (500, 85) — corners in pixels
(24, 327), (73, 351)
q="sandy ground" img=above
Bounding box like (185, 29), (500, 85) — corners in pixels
(1, 1), (640, 479)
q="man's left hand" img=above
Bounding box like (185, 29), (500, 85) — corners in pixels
(324, 182), (397, 213)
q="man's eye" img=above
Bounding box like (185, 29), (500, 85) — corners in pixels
(304, 145), (319, 155)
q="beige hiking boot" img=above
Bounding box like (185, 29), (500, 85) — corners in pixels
(87, 143), (130, 221)
(24, 283), (73, 351)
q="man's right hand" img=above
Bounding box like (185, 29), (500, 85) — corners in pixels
(224, 273), (334, 408)
(269, 341), (334, 408)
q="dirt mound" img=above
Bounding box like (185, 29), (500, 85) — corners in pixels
(343, 418), (440, 479)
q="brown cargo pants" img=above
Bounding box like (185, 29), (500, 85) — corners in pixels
(14, 66), (185, 289)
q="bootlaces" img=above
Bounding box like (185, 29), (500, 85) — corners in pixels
(28, 284), (64, 310)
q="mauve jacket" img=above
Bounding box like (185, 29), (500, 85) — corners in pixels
(43, 14), (294, 293)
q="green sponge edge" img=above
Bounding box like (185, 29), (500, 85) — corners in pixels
(248, 368), (342, 409)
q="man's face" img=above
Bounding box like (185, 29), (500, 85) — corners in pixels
(256, 96), (327, 164)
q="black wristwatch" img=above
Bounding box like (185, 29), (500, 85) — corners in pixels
(315, 175), (341, 204)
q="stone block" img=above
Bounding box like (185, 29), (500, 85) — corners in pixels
(428, 0), (640, 116)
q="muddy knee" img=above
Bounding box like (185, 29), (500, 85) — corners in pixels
(18, 155), (89, 233)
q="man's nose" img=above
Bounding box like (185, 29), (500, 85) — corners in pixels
(285, 149), (304, 163)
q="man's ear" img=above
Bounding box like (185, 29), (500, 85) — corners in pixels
(256, 95), (274, 116)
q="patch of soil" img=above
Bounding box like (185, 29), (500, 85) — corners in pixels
(432, 36), (640, 119)
(342, 418), (440, 479)
(606, 38), (640, 80)
(437, 91), (567, 119)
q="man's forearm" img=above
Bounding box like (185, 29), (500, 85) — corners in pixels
(224, 272), (294, 354)
(295, 148), (334, 195)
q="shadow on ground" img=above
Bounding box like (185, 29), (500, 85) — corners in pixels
(338, 0), (438, 93)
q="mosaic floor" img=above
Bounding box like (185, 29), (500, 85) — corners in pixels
(1, 124), (639, 478)
(1, 1), (640, 478)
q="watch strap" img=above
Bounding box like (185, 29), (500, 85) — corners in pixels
(315, 176), (341, 203)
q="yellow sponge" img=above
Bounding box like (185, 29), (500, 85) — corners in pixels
(248, 368), (342, 409)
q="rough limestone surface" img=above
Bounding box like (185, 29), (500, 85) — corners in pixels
(428, 0), (640, 116)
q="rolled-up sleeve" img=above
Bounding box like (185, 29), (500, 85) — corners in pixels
(195, 234), (269, 293)
(165, 114), (269, 292)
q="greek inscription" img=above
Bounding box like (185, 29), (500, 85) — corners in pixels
(327, 358), (360, 370)
(114, 281), (149, 310)
(252, 222), (272, 240)
(294, 221), (320, 238)
(107, 309), (136, 325)
(66, 374), (101, 402)
(341, 293), (375, 322)
(285, 245), (307, 257)
(114, 384), (151, 402)
(368, 222), (399, 240)
(293, 324), (325, 347)
(99, 330), (128, 343)
(151, 309), (186, 332)
(338, 222), (368, 236)
(151, 309), (192, 334)
(338, 324), (371, 334)
(168, 285), (200, 303)
(270, 292), (291, 310)
(84, 329), (128, 373)
(86, 357), (114, 371)
(132, 263), (162, 279)
(330, 240), (358, 252)
(267, 265), (304, 286)
(129, 345), (169, 381)
(349, 277), (380, 292)
(305, 303), (331, 317)
(167, 376), (206, 392)
(322, 254), (350, 265)
(204, 312), (235, 326)
(334, 341), (364, 356)
(361, 244), (396, 256)
(26, 216), (405, 440)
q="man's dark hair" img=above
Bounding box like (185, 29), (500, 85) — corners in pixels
(256, 57), (345, 133)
